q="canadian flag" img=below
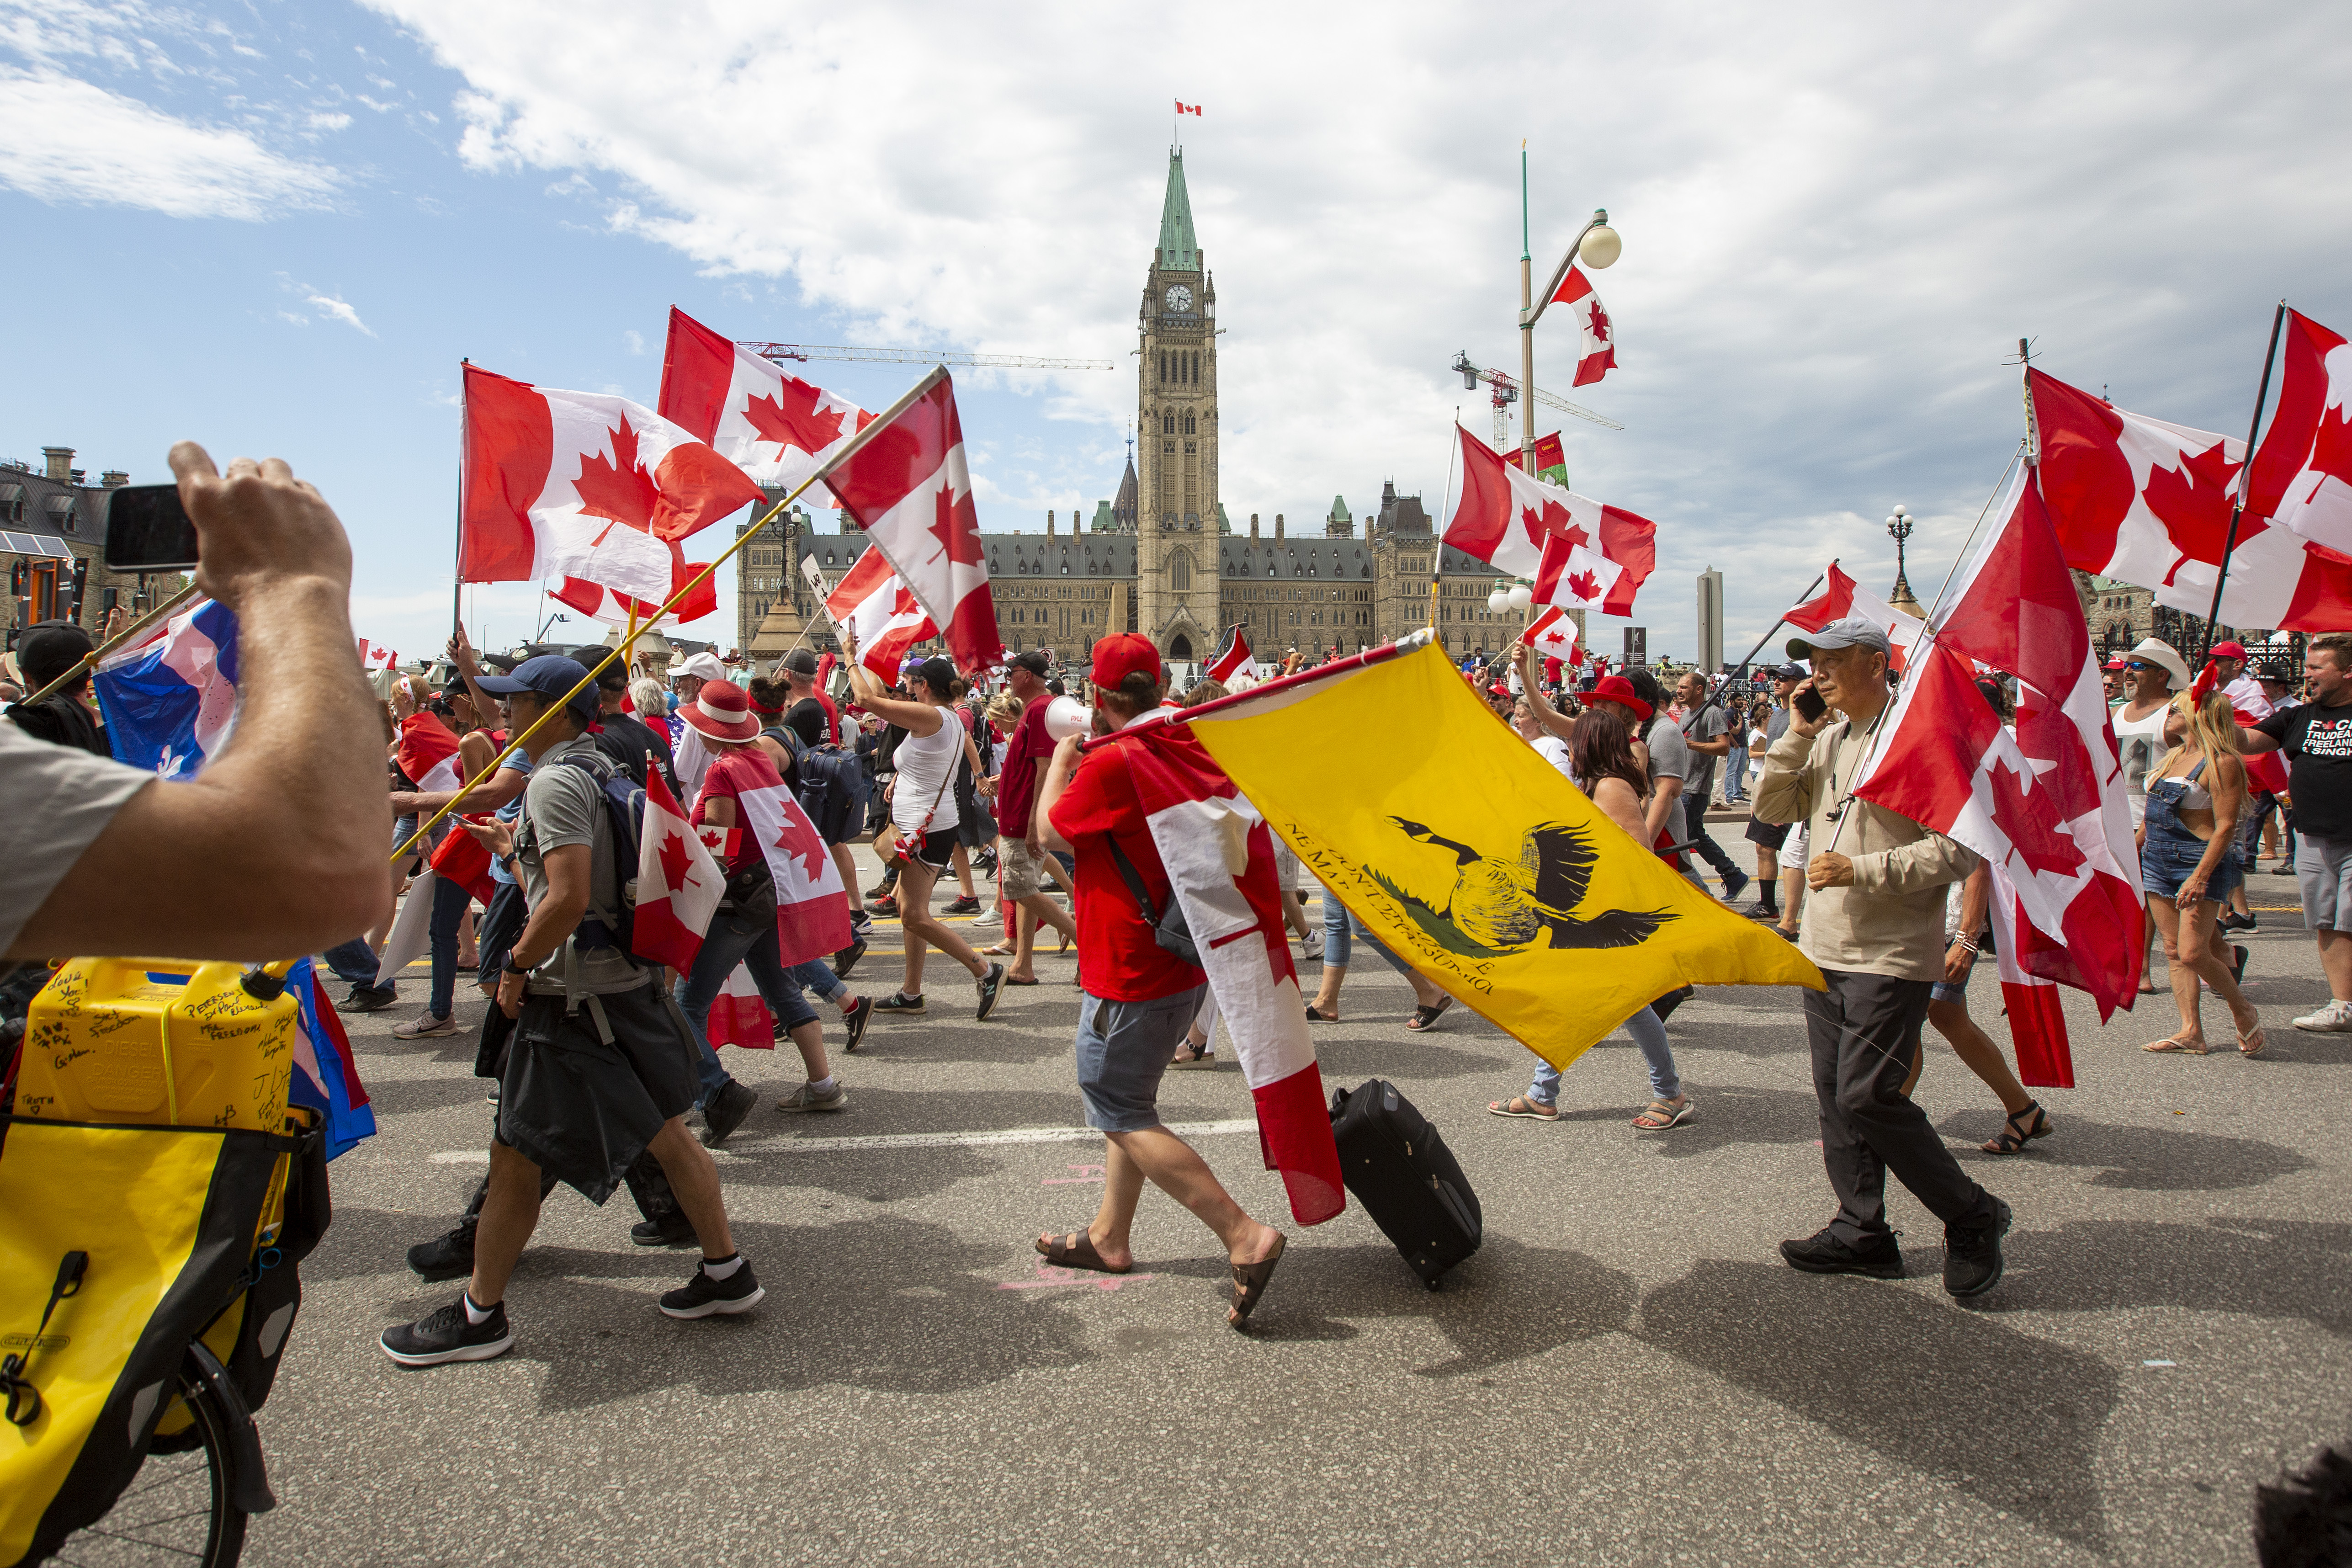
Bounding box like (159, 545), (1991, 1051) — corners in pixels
(825, 545), (937, 685)
(1532, 526), (1625, 612)
(1785, 563), (1927, 672)
(427, 819), (497, 906)
(1206, 623), (1258, 683)
(704, 964), (775, 1050)
(1444, 425), (1655, 613)
(737, 782), (855, 965)
(2029, 367), (2352, 631)
(462, 362), (762, 612)
(632, 767), (724, 972)
(1104, 720), (1346, 1226)
(658, 307), (876, 496)
(1853, 468), (2145, 1077)
(2247, 308), (2352, 556)
(550, 558), (716, 627)
(1527, 604), (1580, 662)
(1550, 266), (1617, 387)
(1176, 101), (1203, 115)
(358, 639), (397, 671)
(824, 369), (1004, 674)
(396, 711), (464, 793)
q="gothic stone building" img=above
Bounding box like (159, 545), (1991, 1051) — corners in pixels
(741, 149), (1533, 670)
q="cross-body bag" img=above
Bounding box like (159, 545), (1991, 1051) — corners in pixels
(876, 727), (958, 866)
(1104, 837), (1201, 967)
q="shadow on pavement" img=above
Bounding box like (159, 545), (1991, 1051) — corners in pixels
(1992, 1216), (2352, 1335)
(1637, 1259), (2115, 1549)
(1317, 1036), (1507, 1083)
(1937, 1112), (2311, 1192)
(1553, 1082), (1821, 1159)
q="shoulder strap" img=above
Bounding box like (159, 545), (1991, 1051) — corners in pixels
(1104, 835), (1166, 924)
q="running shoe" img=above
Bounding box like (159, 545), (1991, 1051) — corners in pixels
(699, 1078), (760, 1149)
(869, 896), (900, 919)
(873, 991), (925, 1015)
(975, 961), (1007, 1021)
(381, 1297), (513, 1366)
(841, 995), (875, 1053)
(340, 982), (399, 1013)
(631, 1218), (698, 1247)
(406, 1220), (477, 1283)
(658, 1259), (765, 1319)
(833, 937), (869, 980)
(1779, 1228), (1904, 1280)
(393, 1011), (461, 1039)
(2294, 999), (2352, 1032)
(1302, 930), (1324, 961)
(946, 894), (983, 915)
(777, 1081), (849, 1112)
(1943, 1198), (2013, 1299)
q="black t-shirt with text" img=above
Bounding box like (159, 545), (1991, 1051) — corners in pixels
(2257, 698), (2352, 841)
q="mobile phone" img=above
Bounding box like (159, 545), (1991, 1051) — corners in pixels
(1793, 683), (1828, 723)
(102, 484), (200, 571)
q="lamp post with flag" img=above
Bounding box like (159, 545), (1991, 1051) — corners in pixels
(1514, 145), (1621, 472)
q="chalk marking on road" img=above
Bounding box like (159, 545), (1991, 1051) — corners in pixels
(999, 1265), (1156, 1292)
(1043, 1164), (1107, 1186)
(432, 1149), (491, 1164)
(756, 1118), (1254, 1153)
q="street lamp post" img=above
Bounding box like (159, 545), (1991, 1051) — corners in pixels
(1516, 149), (1619, 472)
(1885, 504), (1921, 616)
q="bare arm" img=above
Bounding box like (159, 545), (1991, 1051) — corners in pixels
(1036, 734), (1083, 853)
(845, 656), (943, 735)
(11, 445), (389, 960)
(492, 843), (590, 1018)
(1643, 773), (1683, 844)
(447, 625), (500, 728)
(394, 765), (527, 819)
(1514, 643), (1576, 740)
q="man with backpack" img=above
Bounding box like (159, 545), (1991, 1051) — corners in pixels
(381, 655), (761, 1366)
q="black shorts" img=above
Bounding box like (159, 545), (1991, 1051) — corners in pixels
(494, 980), (701, 1203)
(1744, 814), (1791, 852)
(904, 825), (960, 871)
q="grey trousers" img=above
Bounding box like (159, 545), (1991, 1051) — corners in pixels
(1803, 968), (1994, 1247)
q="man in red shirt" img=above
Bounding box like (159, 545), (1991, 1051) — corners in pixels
(993, 651), (1079, 982)
(1031, 634), (1287, 1328)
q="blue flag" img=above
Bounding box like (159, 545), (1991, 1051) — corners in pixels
(91, 597), (240, 777)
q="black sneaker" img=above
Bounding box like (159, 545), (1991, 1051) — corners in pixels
(1779, 1227), (1905, 1279)
(946, 894), (983, 915)
(2221, 910), (2258, 932)
(406, 1220), (477, 1283)
(870, 896), (900, 919)
(841, 995), (875, 1053)
(873, 991), (925, 1015)
(833, 937), (868, 980)
(659, 1258), (765, 1319)
(1722, 869), (1752, 904)
(849, 911), (875, 936)
(340, 982), (398, 1013)
(380, 1296), (513, 1366)
(975, 961), (1006, 1021)
(631, 1218), (698, 1247)
(699, 1078), (760, 1149)
(1943, 1197), (2013, 1299)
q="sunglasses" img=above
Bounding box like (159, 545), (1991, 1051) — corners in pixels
(2124, 661), (2152, 670)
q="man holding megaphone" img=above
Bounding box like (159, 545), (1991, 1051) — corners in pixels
(993, 651), (1083, 983)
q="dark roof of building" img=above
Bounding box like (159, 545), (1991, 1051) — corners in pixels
(0, 463), (100, 559)
(1110, 456), (1139, 528)
(983, 535), (1139, 576)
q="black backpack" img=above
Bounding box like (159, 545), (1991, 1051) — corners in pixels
(544, 749), (648, 958)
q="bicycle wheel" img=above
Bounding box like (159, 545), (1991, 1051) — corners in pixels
(45, 1366), (248, 1568)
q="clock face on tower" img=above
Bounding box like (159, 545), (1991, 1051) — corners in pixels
(1164, 284), (1194, 313)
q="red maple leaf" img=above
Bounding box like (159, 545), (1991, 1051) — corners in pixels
(574, 416), (663, 540)
(772, 804), (828, 883)
(1985, 759), (2086, 879)
(1518, 500), (1590, 550)
(2307, 401), (2352, 491)
(2143, 439), (2254, 579)
(890, 585), (923, 618)
(655, 829), (703, 894)
(1586, 299), (1612, 345)
(930, 484), (985, 568)
(743, 379), (847, 455)
(1567, 568), (1603, 602)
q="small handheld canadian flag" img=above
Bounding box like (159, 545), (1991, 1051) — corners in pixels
(633, 766), (724, 972)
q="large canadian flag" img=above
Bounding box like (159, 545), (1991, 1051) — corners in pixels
(658, 306), (876, 494)
(2029, 366), (2352, 631)
(1108, 720), (1346, 1226)
(737, 782), (855, 966)
(462, 362), (762, 612)
(2247, 308), (2352, 557)
(1786, 563), (1927, 672)
(825, 545), (937, 685)
(1443, 426), (1655, 614)
(1853, 468), (2145, 1082)
(824, 369), (1004, 674)
(551, 558), (716, 627)
(1550, 266), (1617, 387)
(632, 768), (724, 972)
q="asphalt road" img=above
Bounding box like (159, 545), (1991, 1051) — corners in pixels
(238, 831), (2352, 1566)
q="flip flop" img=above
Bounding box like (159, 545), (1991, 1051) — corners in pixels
(1227, 1234), (1286, 1329)
(1487, 1095), (1558, 1120)
(1306, 1004), (1338, 1022)
(1034, 1231), (1131, 1275)
(1633, 1098), (1696, 1130)
(2141, 1037), (2209, 1054)
(2240, 1026), (2267, 1057)
(1405, 997), (1454, 1032)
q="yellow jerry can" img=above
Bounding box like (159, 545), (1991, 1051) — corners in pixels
(15, 958), (298, 1131)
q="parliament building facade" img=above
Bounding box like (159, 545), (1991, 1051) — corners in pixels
(740, 149), (1535, 672)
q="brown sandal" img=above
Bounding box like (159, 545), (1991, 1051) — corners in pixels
(1228, 1234), (1286, 1329)
(1034, 1231), (1130, 1275)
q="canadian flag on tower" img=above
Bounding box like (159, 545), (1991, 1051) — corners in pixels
(825, 545), (937, 686)
(1444, 425), (1655, 615)
(1549, 266), (1617, 387)
(1175, 101), (1203, 116)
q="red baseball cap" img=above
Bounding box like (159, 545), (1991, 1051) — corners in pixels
(2209, 640), (2248, 661)
(1089, 633), (1162, 700)
(1586, 674), (1653, 723)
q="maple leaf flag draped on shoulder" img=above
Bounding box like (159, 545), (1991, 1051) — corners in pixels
(1096, 719), (1345, 1225)
(1206, 623), (1258, 683)
(824, 369), (1004, 674)
(737, 782), (854, 965)
(462, 362), (761, 613)
(1786, 563), (1927, 672)
(825, 544), (937, 685)
(633, 767), (724, 972)
(1444, 426), (1655, 614)
(1853, 467), (2145, 1084)
(658, 307), (876, 496)
(1549, 266), (1617, 387)
(2248, 309), (2352, 557)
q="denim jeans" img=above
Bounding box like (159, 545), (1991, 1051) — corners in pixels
(1319, 882), (1414, 977)
(676, 910), (821, 1104)
(426, 871), (473, 1018)
(1529, 1004), (1681, 1105)
(1723, 746), (1747, 801)
(1682, 797), (1745, 885)
(320, 937), (380, 989)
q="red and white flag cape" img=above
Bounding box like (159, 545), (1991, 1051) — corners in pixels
(1854, 468), (2145, 1084)
(1550, 266), (1617, 388)
(1100, 720), (1346, 1226)
(632, 767), (724, 972)
(825, 370), (1004, 675)
(1206, 623), (1258, 683)
(658, 306), (876, 496)
(825, 545), (937, 685)
(2248, 308), (2352, 557)
(462, 362), (761, 613)
(2030, 366), (2352, 630)
(737, 782), (854, 966)
(704, 964), (775, 1051)
(1786, 563), (1926, 672)
(358, 638), (397, 671)
(1444, 426), (1655, 614)
(1527, 605), (1580, 663)
(396, 711), (464, 793)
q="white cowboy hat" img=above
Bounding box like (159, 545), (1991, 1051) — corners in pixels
(2127, 638), (2193, 693)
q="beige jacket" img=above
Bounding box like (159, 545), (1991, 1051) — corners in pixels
(1753, 711), (1979, 981)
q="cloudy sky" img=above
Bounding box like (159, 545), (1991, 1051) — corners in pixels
(5, 1), (2348, 664)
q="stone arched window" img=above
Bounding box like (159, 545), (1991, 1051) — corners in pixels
(1170, 549), (1193, 592)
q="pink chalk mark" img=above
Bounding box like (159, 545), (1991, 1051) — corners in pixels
(1042, 1163), (1107, 1186)
(998, 1263), (1156, 1293)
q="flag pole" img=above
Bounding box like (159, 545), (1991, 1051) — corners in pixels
(394, 363), (943, 862)
(452, 359), (469, 646)
(2197, 300), (2288, 664)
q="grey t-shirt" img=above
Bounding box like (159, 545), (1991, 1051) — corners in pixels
(515, 737), (648, 995)
(1644, 718), (1688, 813)
(0, 723), (150, 955)
(1681, 703), (1727, 799)
(1765, 703), (1791, 748)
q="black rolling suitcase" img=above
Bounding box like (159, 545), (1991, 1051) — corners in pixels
(1329, 1078), (1482, 1288)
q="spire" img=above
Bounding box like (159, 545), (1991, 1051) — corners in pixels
(1157, 149), (1199, 271)
(1113, 455), (1139, 530)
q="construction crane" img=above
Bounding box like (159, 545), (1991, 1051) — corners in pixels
(1451, 351), (1623, 450)
(739, 342), (1115, 372)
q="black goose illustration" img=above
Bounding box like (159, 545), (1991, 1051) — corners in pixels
(1369, 817), (1676, 957)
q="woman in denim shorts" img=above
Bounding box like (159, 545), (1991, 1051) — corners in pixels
(2140, 691), (2263, 1056)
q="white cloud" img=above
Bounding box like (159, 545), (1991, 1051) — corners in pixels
(622, 328), (643, 355)
(306, 109), (350, 132)
(0, 63), (340, 219)
(366, 0), (2352, 654)
(305, 292), (375, 335)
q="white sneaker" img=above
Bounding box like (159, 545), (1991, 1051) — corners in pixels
(1302, 930), (1325, 960)
(2293, 999), (2352, 1032)
(393, 1011), (461, 1039)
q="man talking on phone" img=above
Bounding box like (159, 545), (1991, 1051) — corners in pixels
(1752, 617), (2014, 1299)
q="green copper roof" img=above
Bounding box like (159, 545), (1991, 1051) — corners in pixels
(1217, 503), (1232, 534)
(1091, 499), (1119, 532)
(1328, 494), (1352, 523)
(1157, 150), (1199, 271)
